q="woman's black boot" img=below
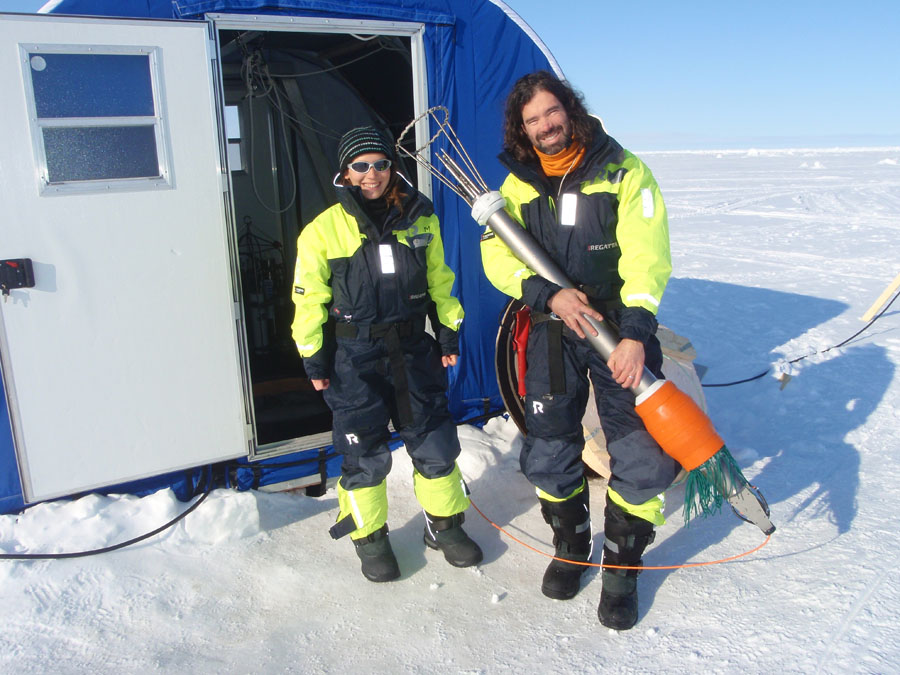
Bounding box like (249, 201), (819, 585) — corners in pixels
(353, 524), (401, 582)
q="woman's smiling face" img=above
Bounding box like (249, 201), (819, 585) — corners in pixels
(344, 152), (391, 200)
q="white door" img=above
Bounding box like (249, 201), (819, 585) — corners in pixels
(0, 14), (249, 502)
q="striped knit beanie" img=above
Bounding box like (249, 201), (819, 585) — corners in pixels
(337, 126), (394, 170)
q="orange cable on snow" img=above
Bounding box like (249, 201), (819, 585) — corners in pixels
(469, 497), (771, 571)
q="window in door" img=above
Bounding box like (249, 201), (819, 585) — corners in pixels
(22, 46), (172, 194)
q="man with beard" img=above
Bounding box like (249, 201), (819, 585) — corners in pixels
(479, 71), (680, 630)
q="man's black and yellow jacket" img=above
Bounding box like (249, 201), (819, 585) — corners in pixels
(481, 121), (671, 342)
(291, 175), (464, 378)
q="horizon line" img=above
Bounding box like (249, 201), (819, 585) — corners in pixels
(635, 145), (900, 155)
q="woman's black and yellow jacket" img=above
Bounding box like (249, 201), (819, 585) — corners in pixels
(481, 121), (671, 342)
(291, 175), (464, 378)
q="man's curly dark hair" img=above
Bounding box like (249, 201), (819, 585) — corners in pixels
(503, 70), (596, 164)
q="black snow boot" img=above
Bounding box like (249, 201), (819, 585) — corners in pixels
(539, 486), (592, 600)
(353, 524), (401, 582)
(598, 495), (655, 630)
(424, 512), (484, 567)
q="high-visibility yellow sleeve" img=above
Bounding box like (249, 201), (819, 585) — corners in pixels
(479, 175), (539, 300)
(422, 214), (464, 331)
(290, 212), (334, 358)
(614, 152), (671, 315)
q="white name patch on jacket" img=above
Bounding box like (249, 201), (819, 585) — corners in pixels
(379, 244), (396, 274)
(560, 193), (578, 226)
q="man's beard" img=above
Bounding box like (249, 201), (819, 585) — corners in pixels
(536, 126), (572, 155)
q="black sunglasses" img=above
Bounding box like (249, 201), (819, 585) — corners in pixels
(348, 159), (392, 173)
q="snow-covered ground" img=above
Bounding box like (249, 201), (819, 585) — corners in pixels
(2, 147), (899, 673)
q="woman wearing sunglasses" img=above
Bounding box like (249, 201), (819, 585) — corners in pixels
(291, 126), (482, 582)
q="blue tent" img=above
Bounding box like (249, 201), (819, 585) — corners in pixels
(0, 0), (561, 513)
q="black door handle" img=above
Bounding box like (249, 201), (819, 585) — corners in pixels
(1, 258), (35, 296)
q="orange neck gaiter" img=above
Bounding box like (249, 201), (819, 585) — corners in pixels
(535, 142), (585, 177)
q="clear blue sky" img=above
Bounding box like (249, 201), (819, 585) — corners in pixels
(4, 0), (898, 149)
(1, 0), (46, 12)
(506, 0), (900, 149)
